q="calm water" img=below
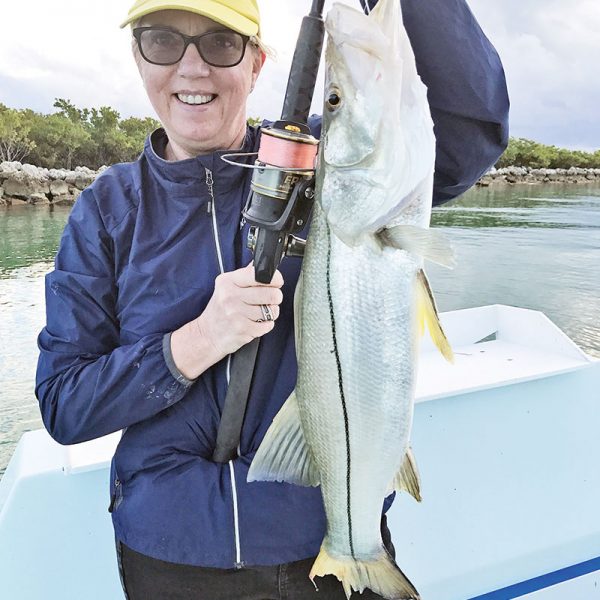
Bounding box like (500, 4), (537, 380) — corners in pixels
(1, 184), (599, 474)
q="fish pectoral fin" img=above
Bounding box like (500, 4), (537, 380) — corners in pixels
(378, 224), (456, 269)
(417, 269), (454, 363)
(388, 447), (422, 502)
(310, 543), (420, 600)
(247, 391), (320, 487)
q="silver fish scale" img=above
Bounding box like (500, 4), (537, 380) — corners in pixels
(296, 203), (420, 559)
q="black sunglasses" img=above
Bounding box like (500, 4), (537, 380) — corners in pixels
(133, 27), (251, 67)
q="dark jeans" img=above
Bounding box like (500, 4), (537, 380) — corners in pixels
(116, 517), (395, 600)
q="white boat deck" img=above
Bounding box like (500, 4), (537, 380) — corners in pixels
(0, 305), (598, 599)
(417, 304), (592, 401)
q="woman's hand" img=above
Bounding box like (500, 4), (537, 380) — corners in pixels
(170, 263), (284, 380)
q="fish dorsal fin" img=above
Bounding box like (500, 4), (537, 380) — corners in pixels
(388, 447), (422, 502)
(417, 269), (454, 363)
(378, 224), (456, 269)
(247, 391), (321, 487)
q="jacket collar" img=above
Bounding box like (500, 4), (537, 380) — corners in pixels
(144, 128), (259, 190)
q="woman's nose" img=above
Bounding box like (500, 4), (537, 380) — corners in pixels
(176, 43), (211, 77)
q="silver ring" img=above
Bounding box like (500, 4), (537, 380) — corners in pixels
(257, 304), (274, 323)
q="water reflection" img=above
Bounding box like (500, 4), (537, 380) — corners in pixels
(0, 206), (71, 472)
(0, 205), (71, 277)
(432, 184), (600, 229)
(0, 263), (52, 474)
(429, 184), (600, 359)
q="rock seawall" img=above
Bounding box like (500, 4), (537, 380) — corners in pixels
(0, 162), (107, 206)
(477, 166), (600, 187)
(2, 162), (600, 206)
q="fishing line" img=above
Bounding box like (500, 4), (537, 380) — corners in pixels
(325, 224), (355, 558)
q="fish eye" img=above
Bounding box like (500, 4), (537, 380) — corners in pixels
(326, 88), (342, 112)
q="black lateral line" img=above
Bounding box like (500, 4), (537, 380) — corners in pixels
(325, 225), (355, 558)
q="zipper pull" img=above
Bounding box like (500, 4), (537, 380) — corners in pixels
(205, 168), (214, 215)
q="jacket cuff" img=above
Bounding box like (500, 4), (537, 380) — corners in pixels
(162, 332), (197, 387)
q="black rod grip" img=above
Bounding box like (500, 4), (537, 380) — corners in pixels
(212, 338), (260, 463)
(281, 15), (325, 125)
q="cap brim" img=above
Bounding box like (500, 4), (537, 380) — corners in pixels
(120, 0), (259, 36)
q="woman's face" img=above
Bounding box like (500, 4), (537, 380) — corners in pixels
(134, 10), (264, 158)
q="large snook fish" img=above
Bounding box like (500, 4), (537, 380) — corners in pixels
(249, 0), (454, 598)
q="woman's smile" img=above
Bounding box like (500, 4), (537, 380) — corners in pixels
(175, 92), (217, 106)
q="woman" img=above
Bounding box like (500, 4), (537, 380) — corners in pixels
(36, 0), (509, 598)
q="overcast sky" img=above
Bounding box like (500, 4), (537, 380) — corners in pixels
(1, 0), (599, 150)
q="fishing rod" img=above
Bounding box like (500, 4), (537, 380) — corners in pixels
(222, 0), (325, 284)
(213, 0), (326, 464)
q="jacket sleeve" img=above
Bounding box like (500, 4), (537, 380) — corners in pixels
(361, 0), (510, 205)
(35, 188), (194, 446)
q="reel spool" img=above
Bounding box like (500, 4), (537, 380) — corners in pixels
(222, 123), (319, 283)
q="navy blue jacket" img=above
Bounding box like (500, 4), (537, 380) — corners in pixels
(36, 0), (509, 568)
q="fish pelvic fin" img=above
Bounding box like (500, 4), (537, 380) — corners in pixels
(310, 544), (420, 600)
(389, 447), (422, 502)
(378, 224), (456, 269)
(417, 269), (454, 363)
(247, 391), (320, 487)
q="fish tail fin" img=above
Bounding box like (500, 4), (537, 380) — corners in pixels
(417, 269), (454, 363)
(310, 544), (420, 600)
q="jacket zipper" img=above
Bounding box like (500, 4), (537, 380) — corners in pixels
(108, 478), (122, 513)
(205, 168), (243, 568)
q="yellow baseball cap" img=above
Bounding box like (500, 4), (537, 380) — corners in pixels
(120, 0), (261, 37)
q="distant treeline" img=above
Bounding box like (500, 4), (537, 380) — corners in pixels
(494, 137), (600, 169)
(0, 100), (161, 170)
(1, 100), (598, 170)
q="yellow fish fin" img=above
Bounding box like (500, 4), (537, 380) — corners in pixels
(417, 269), (454, 363)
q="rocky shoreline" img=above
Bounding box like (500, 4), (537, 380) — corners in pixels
(0, 162), (106, 206)
(477, 166), (600, 187)
(1, 161), (600, 207)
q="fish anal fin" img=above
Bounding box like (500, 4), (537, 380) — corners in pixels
(310, 543), (420, 600)
(417, 269), (454, 363)
(247, 391), (320, 487)
(389, 447), (422, 502)
(379, 224), (455, 269)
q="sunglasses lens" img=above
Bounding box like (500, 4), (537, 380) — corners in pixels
(198, 31), (246, 67)
(137, 29), (247, 67)
(139, 29), (185, 65)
